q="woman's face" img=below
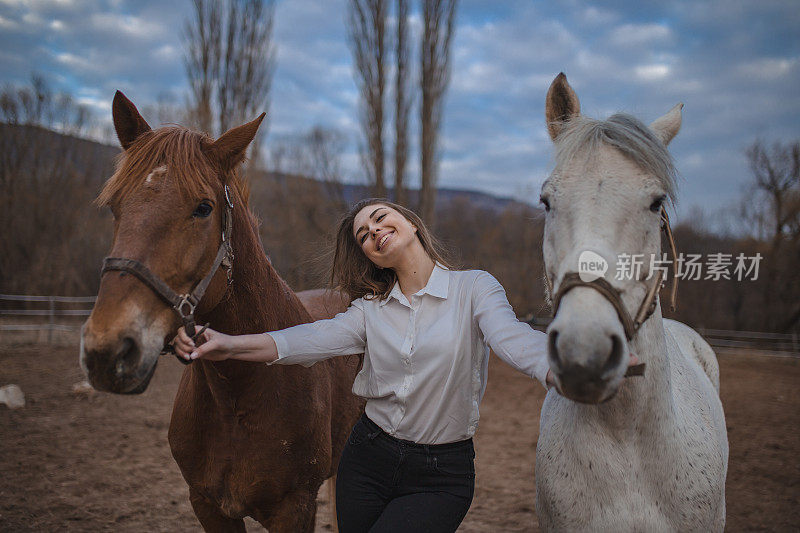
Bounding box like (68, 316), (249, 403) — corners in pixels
(352, 204), (418, 269)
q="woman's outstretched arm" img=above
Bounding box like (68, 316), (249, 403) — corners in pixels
(472, 271), (639, 391)
(472, 271), (552, 389)
(173, 300), (367, 366)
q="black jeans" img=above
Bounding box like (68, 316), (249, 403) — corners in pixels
(336, 414), (475, 533)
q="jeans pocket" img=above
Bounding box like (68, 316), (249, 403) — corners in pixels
(432, 451), (475, 478)
(347, 420), (371, 446)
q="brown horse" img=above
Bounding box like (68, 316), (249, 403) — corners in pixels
(80, 92), (363, 532)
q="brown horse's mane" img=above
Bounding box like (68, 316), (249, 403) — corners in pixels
(95, 124), (310, 333)
(96, 126), (250, 208)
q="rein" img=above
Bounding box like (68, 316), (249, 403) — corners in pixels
(100, 185), (235, 364)
(547, 207), (679, 377)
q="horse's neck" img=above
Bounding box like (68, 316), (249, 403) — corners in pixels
(199, 205), (312, 385)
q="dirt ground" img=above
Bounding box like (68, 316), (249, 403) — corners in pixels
(1, 343), (798, 532)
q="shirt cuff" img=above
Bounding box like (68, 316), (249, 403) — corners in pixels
(265, 332), (287, 365)
(264, 331), (316, 368)
(533, 353), (551, 391)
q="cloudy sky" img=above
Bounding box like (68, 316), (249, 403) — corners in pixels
(1, 0), (798, 227)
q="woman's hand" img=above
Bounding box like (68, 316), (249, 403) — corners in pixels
(172, 326), (280, 363)
(545, 352), (642, 394)
(173, 326), (234, 362)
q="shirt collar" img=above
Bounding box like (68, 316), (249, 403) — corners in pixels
(379, 263), (450, 307)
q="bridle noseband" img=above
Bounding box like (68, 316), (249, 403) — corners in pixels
(546, 207), (679, 377)
(100, 185), (235, 364)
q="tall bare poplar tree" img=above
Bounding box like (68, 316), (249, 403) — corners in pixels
(184, 0), (220, 134)
(183, 0), (275, 162)
(394, 0), (411, 206)
(348, 0), (388, 197)
(420, 0), (456, 224)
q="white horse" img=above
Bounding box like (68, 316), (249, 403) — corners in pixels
(535, 73), (728, 531)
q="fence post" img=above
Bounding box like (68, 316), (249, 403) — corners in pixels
(48, 296), (55, 345)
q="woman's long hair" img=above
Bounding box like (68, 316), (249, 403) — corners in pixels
(331, 198), (455, 301)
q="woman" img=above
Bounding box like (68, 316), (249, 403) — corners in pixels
(174, 198), (554, 532)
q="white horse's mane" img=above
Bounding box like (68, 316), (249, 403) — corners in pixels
(554, 113), (678, 205)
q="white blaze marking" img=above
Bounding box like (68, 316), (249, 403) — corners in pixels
(145, 165), (167, 184)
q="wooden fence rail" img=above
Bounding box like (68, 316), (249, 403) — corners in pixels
(0, 294), (95, 344)
(526, 316), (799, 358)
(1, 295), (798, 356)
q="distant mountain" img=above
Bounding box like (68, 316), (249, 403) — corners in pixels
(253, 172), (533, 216)
(0, 123), (534, 215)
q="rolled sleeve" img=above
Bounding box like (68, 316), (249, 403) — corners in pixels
(472, 272), (550, 389)
(267, 300), (366, 367)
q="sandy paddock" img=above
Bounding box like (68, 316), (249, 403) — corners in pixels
(0, 344), (798, 531)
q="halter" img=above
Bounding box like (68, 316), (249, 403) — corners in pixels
(546, 207), (679, 377)
(100, 185), (235, 365)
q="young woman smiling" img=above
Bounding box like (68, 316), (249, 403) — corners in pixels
(173, 198), (555, 532)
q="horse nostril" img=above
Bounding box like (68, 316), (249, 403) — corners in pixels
(601, 333), (624, 377)
(548, 329), (561, 369)
(114, 337), (141, 376)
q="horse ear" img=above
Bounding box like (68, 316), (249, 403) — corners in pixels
(649, 103), (683, 146)
(546, 73), (581, 141)
(112, 91), (151, 151)
(206, 113), (266, 172)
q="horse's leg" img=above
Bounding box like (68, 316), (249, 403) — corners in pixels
(189, 490), (246, 533)
(259, 490), (318, 533)
(329, 475), (339, 533)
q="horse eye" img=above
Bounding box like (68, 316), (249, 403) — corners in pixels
(193, 201), (213, 218)
(649, 195), (666, 213)
(540, 196), (551, 212)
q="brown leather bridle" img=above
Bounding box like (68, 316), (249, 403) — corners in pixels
(100, 185), (235, 365)
(546, 207), (679, 377)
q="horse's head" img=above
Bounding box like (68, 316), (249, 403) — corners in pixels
(540, 73), (681, 404)
(80, 91), (263, 394)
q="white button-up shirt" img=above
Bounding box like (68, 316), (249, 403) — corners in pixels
(268, 265), (549, 444)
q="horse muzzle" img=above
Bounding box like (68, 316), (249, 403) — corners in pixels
(79, 322), (162, 394)
(546, 291), (629, 404)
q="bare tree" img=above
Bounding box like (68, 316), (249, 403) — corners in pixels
(266, 126), (348, 206)
(348, 0), (388, 197)
(393, 0), (411, 206)
(141, 91), (187, 127)
(184, 0), (221, 134)
(419, 0), (457, 224)
(744, 140), (800, 244)
(741, 140), (800, 331)
(0, 76), (111, 296)
(183, 0), (275, 164)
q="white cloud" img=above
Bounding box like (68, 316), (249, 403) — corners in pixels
(54, 51), (98, 73)
(153, 44), (178, 62)
(578, 6), (619, 26)
(76, 94), (107, 113)
(89, 12), (163, 40)
(0, 15), (18, 29)
(608, 23), (672, 47)
(737, 57), (798, 80)
(635, 63), (671, 81)
(21, 11), (44, 26)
